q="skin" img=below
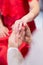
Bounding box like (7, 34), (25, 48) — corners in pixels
(12, 0), (40, 31)
(0, 19), (9, 37)
(8, 24), (32, 48)
(0, 0), (40, 47)
(9, 0), (40, 48)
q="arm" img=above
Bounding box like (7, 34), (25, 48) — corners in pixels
(12, 0), (40, 31)
(21, 0), (40, 24)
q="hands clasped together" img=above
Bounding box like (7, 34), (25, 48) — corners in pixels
(0, 19), (32, 48)
(8, 19), (32, 48)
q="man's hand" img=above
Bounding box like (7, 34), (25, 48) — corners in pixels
(8, 24), (32, 48)
(8, 26), (25, 48)
(24, 24), (32, 44)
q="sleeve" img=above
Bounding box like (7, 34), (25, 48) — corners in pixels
(7, 47), (24, 65)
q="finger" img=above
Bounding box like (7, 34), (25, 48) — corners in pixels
(3, 33), (6, 37)
(5, 27), (9, 32)
(19, 25), (25, 33)
(12, 20), (21, 33)
(2, 30), (7, 37)
(0, 33), (4, 37)
(11, 24), (16, 31)
(19, 29), (25, 40)
(15, 20), (23, 31)
(14, 23), (20, 33)
(24, 36), (32, 43)
(11, 24), (14, 28)
(25, 25), (31, 37)
(4, 32), (9, 36)
(23, 21), (27, 26)
(4, 28), (9, 36)
(0, 32), (6, 37)
(6, 28), (9, 32)
(19, 22), (22, 30)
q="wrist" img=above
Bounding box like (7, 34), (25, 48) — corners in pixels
(21, 15), (29, 24)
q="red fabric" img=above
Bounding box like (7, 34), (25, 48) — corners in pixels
(0, 31), (10, 65)
(27, 21), (36, 33)
(0, 0), (36, 64)
(1, 0), (36, 32)
(0, 30), (30, 65)
(1, 0), (29, 17)
(0, 36), (8, 65)
(0, 57), (7, 65)
(0, 45), (7, 65)
(19, 42), (30, 57)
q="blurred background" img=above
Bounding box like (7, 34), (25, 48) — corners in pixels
(35, 0), (43, 30)
(39, 0), (43, 11)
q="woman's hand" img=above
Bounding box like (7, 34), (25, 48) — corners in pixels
(9, 24), (32, 48)
(8, 26), (25, 48)
(0, 25), (9, 38)
(12, 17), (28, 32)
(0, 18), (9, 38)
(12, 19), (23, 31)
